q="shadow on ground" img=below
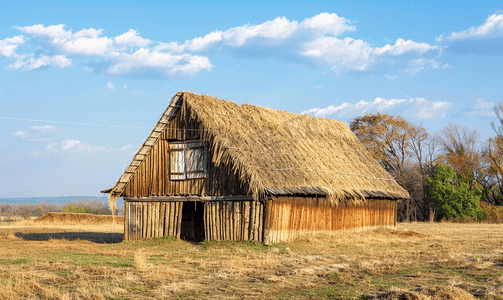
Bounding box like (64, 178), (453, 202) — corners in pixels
(15, 232), (123, 243)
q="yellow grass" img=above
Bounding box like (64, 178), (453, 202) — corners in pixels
(0, 222), (502, 299)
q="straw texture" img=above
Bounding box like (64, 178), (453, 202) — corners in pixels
(180, 92), (409, 202)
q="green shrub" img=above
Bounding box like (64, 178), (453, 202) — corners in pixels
(426, 164), (485, 220)
(63, 203), (90, 214)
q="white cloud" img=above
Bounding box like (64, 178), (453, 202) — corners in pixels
(473, 98), (493, 109)
(106, 81), (115, 90)
(114, 29), (151, 47)
(374, 38), (438, 56)
(302, 97), (452, 120)
(123, 85), (127, 89)
(222, 17), (298, 47)
(0, 35), (25, 57)
(8, 54), (71, 70)
(442, 13), (503, 40)
(60, 139), (133, 154)
(413, 99), (452, 119)
(465, 99), (495, 117)
(62, 36), (113, 56)
(32, 139), (133, 157)
(313, 85), (322, 89)
(300, 12), (355, 36)
(105, 49), (212, 78)
(302, 37), (374, 73)
(3, 13), (440, 77)
(11, 125), (59, 141)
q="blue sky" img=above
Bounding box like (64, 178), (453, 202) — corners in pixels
(0, 0), (502, 197)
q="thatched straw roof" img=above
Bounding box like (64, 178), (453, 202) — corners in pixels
(106, 91), (409, 202)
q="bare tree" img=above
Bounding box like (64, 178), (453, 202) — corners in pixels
(16, 203), (34, 220)
(437, 123), (482, 179)
(350, 113), (433, 221)
(480, 102), (503, 205)
(0, 204), (14, 221)
(408, 128), (440, 221)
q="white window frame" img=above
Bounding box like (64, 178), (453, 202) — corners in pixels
(169, 140), (208, 180)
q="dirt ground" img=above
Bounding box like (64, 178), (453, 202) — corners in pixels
(0, 221), (502, 299)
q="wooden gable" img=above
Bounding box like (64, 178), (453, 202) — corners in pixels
(122, 104), (250, 198)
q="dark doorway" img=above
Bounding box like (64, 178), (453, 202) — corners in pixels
(180, 201), (205, 242)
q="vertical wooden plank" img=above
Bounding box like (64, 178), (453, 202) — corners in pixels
(215, 202), (220, 241)
(168, 202), (174, 236)
(209, 202), (215, 241)
(149, 202), (153, 239)
(163, 202), (168, 236)
(235, 201), (241, 241)
(146, 202), (150, 239)
(205, 202), (210, 241)
(172, 201), (177, 237)
(152, 202), (157, 238)
(131, 203), (135, 241)
(214, 202), (219, 241)
(160, 202), (166, 236)
(156, 202), (161, 237)
(258, 202), (264, 243)
(220, 202), (225, 240)
(144, 202), (149, 239)
(240, 202), (245, 240)
(137, 203), (141, 240)
(142, 203), (147, 239)
(177, 202), (183, 239)
(225, 202), (231, 241)
(228, 202), (233, 241)
(123, 202), (128, 241)
(133, 203), (136, 241)
(138, 203), (142, 240)
(233, 201), (238, 241)
(249, 201), (255, 241)
(233, 202), (238, 241)
(393, 200), (397, 228)
(129, 202), (136, 241)
(255, 201), (261, 241)
(263, 199), (271, 244)
(164, 202), (169, 236)
(243, 202), (250, 241)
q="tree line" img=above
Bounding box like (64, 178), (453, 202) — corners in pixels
(0, 199), (121, 221)
(349, 103), (503, 222)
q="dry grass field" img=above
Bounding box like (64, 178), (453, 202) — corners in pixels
(0, 217), (502, 299)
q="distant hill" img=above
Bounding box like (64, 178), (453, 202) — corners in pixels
(0, 196), (112, 204)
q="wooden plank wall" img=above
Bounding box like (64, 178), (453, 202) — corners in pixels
(203, 201), (264, 242)
(124, 200), (264, 242)
(265, 197), (397, 243)
(123, 106), (249, 198)
(125, 201), (183, 241)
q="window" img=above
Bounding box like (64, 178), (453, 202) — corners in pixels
(169, 141), (207, 180)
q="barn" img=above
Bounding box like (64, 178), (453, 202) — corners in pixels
(102, 91), (409, 243)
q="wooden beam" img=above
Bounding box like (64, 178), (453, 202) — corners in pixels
(124, 195), (254, 202)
